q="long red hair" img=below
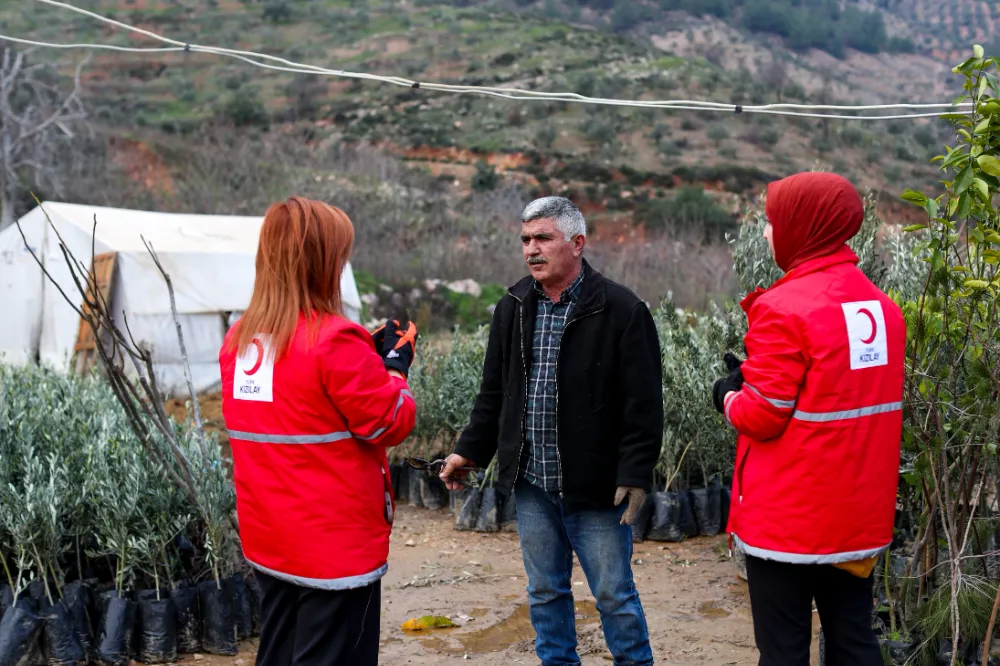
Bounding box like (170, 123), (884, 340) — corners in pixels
(227, 196), (355, 360)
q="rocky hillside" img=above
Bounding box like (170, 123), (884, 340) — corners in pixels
(0, 0), (986, 311)
(3, 1), (978, 201)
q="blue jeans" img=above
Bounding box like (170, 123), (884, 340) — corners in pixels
(514, 480), (654, 666)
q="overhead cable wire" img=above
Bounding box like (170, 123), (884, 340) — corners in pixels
(18, 0), (976, 121)
(0, 34), (182, 53)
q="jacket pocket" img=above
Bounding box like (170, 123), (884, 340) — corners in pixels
(381, 465), (394, 526)
(735, 445), (751, 504)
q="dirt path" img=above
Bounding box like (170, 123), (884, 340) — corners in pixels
(191, 505), (821, 666)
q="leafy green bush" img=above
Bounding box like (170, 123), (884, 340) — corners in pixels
(635, 187), (735, 240)
(889, 47), (1000, 662)
(471, 159), (500, 191)
(707, 123), (730, 145)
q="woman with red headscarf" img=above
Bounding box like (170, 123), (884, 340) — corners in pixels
(711, 172), (905, 666)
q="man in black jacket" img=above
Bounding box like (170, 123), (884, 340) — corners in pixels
(440, 196), (662, 666)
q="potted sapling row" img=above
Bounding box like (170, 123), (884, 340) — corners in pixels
(134, 480), (189, 664)
(23, 452), (86, 666)
(0, 449), (46, 666)
(88, 437), (145, 666)
(181, 427), (239, 656)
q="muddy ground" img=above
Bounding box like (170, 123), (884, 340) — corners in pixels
(183, 505), (821, 666)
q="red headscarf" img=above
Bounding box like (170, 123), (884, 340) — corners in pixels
(765, 172), (864, 272)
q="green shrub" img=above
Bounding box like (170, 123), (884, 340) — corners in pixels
(635, 187), (734, 240)
(471, 159), (499, 192)
(0, 364), (236, 597)
(707, 123), (730, 146)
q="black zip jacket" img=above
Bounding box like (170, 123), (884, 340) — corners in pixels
(454, 259), (664, 512)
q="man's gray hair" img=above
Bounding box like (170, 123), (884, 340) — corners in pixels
(521, 196), (587, 241)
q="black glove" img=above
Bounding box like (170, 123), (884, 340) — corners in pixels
(723, 352), (744, 374)
(712, 353), (745, 414)
(372, 319), (418, 377)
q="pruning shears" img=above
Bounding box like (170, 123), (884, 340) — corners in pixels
(404, 456), (477, 476)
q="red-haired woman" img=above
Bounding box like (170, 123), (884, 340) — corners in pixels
(712, 172), (905, 666)
(219, 196), (417, 666)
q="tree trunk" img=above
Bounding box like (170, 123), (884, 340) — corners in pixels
(0, 196), (13, 231)
(0, 123), (13, 231)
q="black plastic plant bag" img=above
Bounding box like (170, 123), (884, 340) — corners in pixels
(61, 581), (92, 657)
(95, 594), (135, 666)
(197, 580), (236, 656)
(41, 601), (85, 666)
(499, 492), (518, 532)
(26, 584), (45, 605)
(86, 586), (110, 640)
(3, 599), (44, 666)
(244, 574), (262, 636)
(227, 574), (252, 640)
(449, 487), (471, 518)
(132, 589), (166, 658)
(455, 487), (482, 531)
(935, 639), (954, 666)
(419, 474), (448, 511)
(0, 605), (43, 666)
(169, 586), (200, 653)
(678, 491), (699, 538)
(720, 485), (731, 532)
(10, 600), (36, 614)
(630, 494), (656, 543)
(407, 468), (424, 508)
(390, 463), (406, 503)
(0, 586), (12, 622)
(878, 638), (915, 664)
(690, 479), (722, 537)
(137, 598), (177, 664)
(646, 492), (682, 542)
(475, 487), (500, 532)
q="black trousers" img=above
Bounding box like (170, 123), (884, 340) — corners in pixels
(255, 570), (381, 666)
(745, 555), (883, 666)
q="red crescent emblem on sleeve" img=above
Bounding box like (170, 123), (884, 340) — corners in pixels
(245, 338), (265, 376)
(858, 309), (877, 345)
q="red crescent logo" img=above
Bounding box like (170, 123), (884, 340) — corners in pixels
(244, 338), (264, 376)
(857, 308), (877, 345)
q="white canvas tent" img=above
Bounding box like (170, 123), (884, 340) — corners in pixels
(0, 202), (362, 394)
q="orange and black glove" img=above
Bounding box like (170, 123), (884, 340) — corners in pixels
(372, 319), (418, 377)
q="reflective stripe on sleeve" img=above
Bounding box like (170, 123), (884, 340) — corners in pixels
(355, 389), (414, 441)
(744, 383), (796, 410)
(723, 391), (737, 426)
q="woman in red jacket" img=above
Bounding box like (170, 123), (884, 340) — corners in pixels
(712, 172), (905, 666)
(219, 196), (417, 666)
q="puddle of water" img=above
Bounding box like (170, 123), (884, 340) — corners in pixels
(727, 579), (750, 598)
(698, 600), (731, 619)
(407, 601), (601, 655)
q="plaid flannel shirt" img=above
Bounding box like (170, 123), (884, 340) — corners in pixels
(520, 269), (585, 492)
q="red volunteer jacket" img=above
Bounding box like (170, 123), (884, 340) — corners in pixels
(724, 246), (905, 564)
(219, 314), (415, 589)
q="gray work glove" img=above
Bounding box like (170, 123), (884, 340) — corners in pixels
(614, 487), (648, 526)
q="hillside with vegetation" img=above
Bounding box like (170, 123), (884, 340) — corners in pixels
(0, 0), (990, 316)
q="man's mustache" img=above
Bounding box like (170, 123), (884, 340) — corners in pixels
(527, 256), (548, 265)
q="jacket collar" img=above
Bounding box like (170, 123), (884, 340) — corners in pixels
(510, 258), (606, 317)
(740, 245), (859, 314)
